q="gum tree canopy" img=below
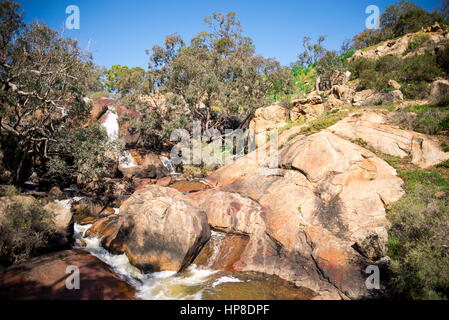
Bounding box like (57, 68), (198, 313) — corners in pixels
(0, 1), (110, 184)
(146, 12), (293, 131)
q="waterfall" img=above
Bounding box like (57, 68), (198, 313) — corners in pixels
(207, 231), (226, 268)
(101, 106), (137, 168)
(160, 156), (178, 176)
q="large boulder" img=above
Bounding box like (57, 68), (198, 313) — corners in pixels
(318, 70), (351, 91)
(195, 130), (405, 299)
(91, 185), (210, 273)
(43, 201), (74, 247)
(0, 250), (135, 300)
(429, 79), (449, 104)
(290, 92), (325, 122)
(328, 111), (449, 168)
(249, 104), (289, 146)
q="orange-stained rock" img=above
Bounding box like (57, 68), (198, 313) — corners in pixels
(193, 233), (249, 271)
(0, 250), (135, 300)
(156, 176), (173, 187)
(79, 216), (96, 225)
(85, 215), (119, 239)
(169, 180), (207, 193)
(191, 129), (406, 299)
(101, 207), (116, 215)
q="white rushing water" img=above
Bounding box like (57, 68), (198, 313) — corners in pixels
(73, 223), (239, 300)
(160, 155), (178, 176)
(101, 107), (137, 168)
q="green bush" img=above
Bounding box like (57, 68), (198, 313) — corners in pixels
(403, 33), (432, 55)
(400, 54), (442, 82)
(347, 53), (442, 98)
(436, 41), (449, 76)
(0, 185), (20, 197)
(392, 105), (449, 135)
(388, 168), (449, 299)
(316, 51), (346, 76)
(0, 197), (56, 266)
(340, 49), (356, 62)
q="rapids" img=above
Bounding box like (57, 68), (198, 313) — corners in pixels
(73, 224), (317, 300)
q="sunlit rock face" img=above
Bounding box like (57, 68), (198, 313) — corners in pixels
(87, 185), (211, 273)
(187, 127), (405, 300)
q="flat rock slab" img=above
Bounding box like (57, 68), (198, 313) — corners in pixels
(0, 250), (136, 300)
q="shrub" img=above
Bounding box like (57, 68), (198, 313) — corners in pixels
(392, 105), (449, 135)
(347, 53), (442, 98)
(400, 54), (442, 82)
(400, 81), (430, 100)
(316, 51), (346, 76)
(403, 33), (432, 55)
(388, 168), (449, 299)
(0, 185), (20, 197)
(436, 41), (449, 76)
(0, 197), (56, 266)
(340, 49), (356, 62)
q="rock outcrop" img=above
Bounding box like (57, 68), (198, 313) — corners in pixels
(249, 104), (289, 146)
(0, 250), (135, 300)
(119, 152), (168, 179)
(429, 79), (449, 104)
(88, 185), (210, 273)
(318, 70), (352, 91)
(191, 129), (405, 299)
(350, 25), (449, 61)
(43, 201), (74, 247)
(290, 92), (325, 121)
(328, 111), (449, 168)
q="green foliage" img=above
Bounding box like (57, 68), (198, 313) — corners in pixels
(147, 12), (293, 132)
(315, 51), (346, 76)
(437, 159), (449, 168)
(347, 53), (443, 99)
(0, 185), (20, 196)
(105, 64), (147, 96)
(392, 104), (449, 135)
(436, 40), (449, 75)
(340, 49), (356, 62)
(351, 0), (444, 50)
(388, 167), (449, 299)
(296, 35), (327, 68)
(403, 33), (431, 55)
(0, 1), (111, 185)
(290, 65), (316, 97)
(0, 196), (56, 266)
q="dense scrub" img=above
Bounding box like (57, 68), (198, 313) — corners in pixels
(347, 45), (449, 99)
(392, 104), (449, 135)
(387, 166), (449, 299)
(0, 196), (56, 267)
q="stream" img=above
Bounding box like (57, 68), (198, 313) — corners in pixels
(73, 223), (317, 300)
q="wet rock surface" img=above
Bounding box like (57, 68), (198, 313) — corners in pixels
(0, 250), (136, 300)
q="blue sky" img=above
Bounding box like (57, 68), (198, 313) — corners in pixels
(17, 0), (443, 69)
